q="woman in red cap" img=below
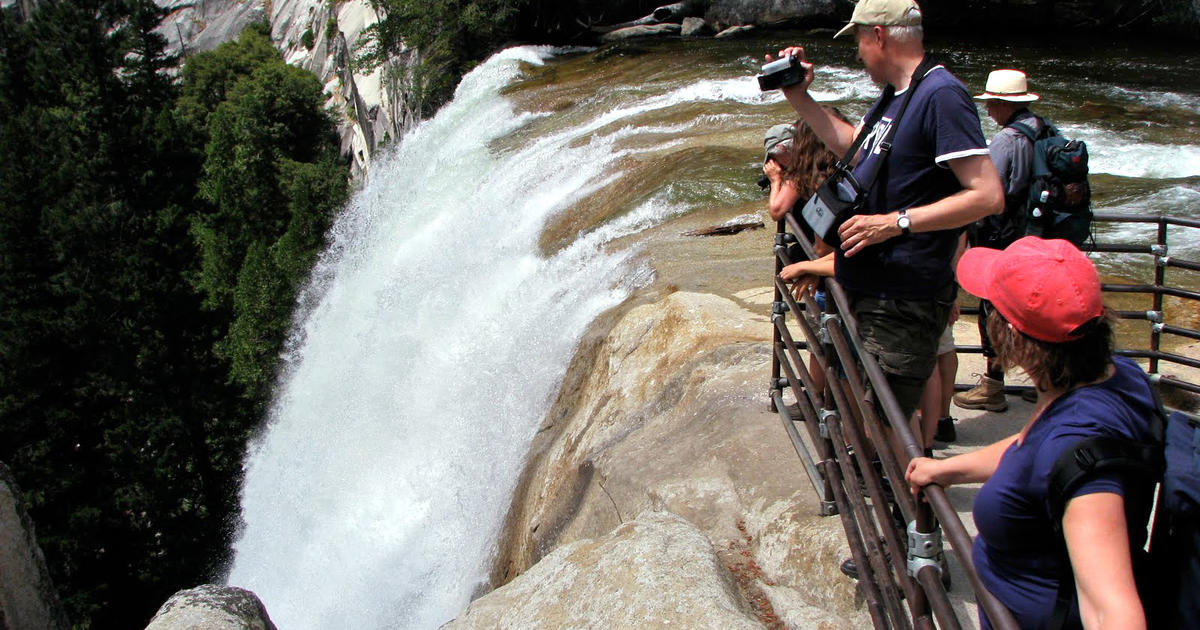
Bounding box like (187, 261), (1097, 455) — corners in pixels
(906, 236), (1155, 630)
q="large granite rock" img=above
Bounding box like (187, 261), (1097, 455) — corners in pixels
(445, 511), (762, 629)
(144, 585), (276, 630)
(0, 462), (68, 630)
(704, 0), (843, 29)
(490, 290), (867, 626)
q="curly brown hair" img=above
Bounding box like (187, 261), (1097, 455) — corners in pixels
(780, 108), (848, 197)
(986, 307), (1114, 391)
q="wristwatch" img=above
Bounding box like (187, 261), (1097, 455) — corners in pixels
(896, 209), (912, 236)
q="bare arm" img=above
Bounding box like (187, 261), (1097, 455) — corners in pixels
(773, 46), (859, 156)
(838, 153), (1004, 257)
(1063, 493), (1146, 630)
(780, 251), (835, 300)
(905, 433), (1019, 493)
(764, 159), (802, 221)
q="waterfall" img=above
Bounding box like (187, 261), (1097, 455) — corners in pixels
(225, 46), (658, 630)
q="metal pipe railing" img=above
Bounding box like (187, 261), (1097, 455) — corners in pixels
(767, 211), (1198, 629)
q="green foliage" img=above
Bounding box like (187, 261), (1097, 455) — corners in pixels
(0, 6), (346, 629)
(186, 26), (348, 400)
(301, 26), (315, 48)
(355, 0), (530, 114)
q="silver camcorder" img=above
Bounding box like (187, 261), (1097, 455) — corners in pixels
(757, 55), (805, 91)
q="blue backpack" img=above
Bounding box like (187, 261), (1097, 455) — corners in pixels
(1008, 116), (1093, 247)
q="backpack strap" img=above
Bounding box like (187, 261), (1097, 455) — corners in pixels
(1044, 372), (1169, 630)
(835, 55), (940, 201)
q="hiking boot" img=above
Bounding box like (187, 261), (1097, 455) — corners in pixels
(953, 375), (1008, 412)
(1020, 388), (1038, 403)
(934, 417), (957, 443)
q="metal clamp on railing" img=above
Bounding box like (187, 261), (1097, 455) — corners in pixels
(819, 313), (840, 345)
(772, 300), (789, 322)
(1146, 310), (1163, 323)
(775, 232), (797, 247)
(818, 408), (837, 441)
(906, 520), (944, 579)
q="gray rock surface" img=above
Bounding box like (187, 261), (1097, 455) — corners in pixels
(444, 511), (764, 630)
(714, 24), (757, 37)
(680, 16), (713, 36)
(705, 0), (842, 28)
(155, 0), (266, 55)
(490, 291), (868, 627)
(144, 585), (276, 630)
(0, 461), (68, 630)
(600, 22), (683, 42)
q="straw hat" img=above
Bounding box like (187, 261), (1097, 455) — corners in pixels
(974, 69), (1039, 103)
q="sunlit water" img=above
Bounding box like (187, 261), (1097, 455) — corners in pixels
(226, 33), (1200, 629)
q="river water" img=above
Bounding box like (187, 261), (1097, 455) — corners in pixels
(225, 31), (1200, 630)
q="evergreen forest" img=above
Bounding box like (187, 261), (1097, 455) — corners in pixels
(0, 2), (348, 626)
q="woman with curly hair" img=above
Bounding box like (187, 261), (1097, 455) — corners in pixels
(906, 236), (1155, 630)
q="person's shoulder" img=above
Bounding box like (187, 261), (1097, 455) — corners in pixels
(922, 65), (970, 94)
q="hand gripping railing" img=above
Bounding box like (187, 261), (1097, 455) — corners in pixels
(769, 214), (1020, 630)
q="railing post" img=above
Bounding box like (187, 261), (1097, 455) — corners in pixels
(769, 219), (786, 412)
(1152, 217), (1167, 374)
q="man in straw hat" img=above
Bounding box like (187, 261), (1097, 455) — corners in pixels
(767, 0), (1003, 579)
(954, 69), (1047, 413)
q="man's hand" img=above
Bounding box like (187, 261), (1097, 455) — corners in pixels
(838, 212), (902, 257)
(767, 46), (815, 96)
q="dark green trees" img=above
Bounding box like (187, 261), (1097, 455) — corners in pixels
(0, 5), (346, 628)
(184, 24), (348, 402)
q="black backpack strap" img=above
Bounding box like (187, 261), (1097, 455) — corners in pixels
(836, 55), (940, 200)
(1047, 436), (1165, 530)
(1044, 372), (1169, 630)
(1044, 435), (1164, 630)
(1007, 120), (1037, 143)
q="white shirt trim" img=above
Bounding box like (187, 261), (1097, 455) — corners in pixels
(935, 147), (990, 166)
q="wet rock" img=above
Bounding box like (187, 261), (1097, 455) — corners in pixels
(600, 23), (683, 42)
(0, 461), (68, 630)
(681, 16), (713, 36)
(705, 0), (841, 27)
(144, 585), (276, 630)
(445, 512), (762, 629)
(714, 24), (757, 38)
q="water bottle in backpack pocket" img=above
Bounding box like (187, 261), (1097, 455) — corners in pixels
(1009, 118), (1093, 247)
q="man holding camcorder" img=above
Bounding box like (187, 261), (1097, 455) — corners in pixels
(768, 0), (1002, 431)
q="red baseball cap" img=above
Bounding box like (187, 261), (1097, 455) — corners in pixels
(957, 236), (1104, 343)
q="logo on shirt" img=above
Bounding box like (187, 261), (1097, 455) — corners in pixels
(860, 116), (894, 158)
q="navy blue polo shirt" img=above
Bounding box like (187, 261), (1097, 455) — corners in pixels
(836, 65), (988, 299)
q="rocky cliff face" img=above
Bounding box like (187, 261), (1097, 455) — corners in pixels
(0, 462), (68, 630)
(155, 0), (419, 180)
(483, 290), (868, 628)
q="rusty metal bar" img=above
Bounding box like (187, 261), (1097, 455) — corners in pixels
(772, 391), (826, 500)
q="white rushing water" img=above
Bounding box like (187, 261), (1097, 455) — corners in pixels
(224, 46), (658, 630)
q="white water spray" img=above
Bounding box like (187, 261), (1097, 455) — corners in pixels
(225, 47), (655, 630)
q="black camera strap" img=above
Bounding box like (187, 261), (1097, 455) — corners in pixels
(834, 55), (939, 202)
